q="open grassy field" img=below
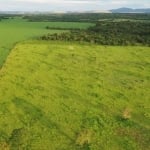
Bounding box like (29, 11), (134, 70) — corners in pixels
(0, 17), (93, 67)
(0, 41), (149, 150)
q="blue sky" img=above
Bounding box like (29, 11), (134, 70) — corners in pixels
(0, 0), (150, 11)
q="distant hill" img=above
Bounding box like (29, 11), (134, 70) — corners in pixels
(0, 8), (150, 14)
(111, 7), (150, 13)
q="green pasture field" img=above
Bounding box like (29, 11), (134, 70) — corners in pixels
(0, 17), (93, 67)
(0, 41), (149, 150)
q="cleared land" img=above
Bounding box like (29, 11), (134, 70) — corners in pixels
(0, 17), (93, 67)
(0, 41), (149, 150)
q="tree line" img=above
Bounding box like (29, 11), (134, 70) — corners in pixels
(23, 13), (150, 23)
(45, 26), (83, 31)
(40, 21), (150, 46)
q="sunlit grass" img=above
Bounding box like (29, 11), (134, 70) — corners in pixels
(0, 41), (149, 149)
(0, 17), (93, 67)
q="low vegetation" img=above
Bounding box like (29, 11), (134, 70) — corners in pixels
(0, 41), (149, 149)
(0, 17), (93, 67)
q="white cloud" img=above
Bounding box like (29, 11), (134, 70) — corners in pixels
(111, 0), (128, 5)
(15, 0), (98, 4)
(0, 0), (149, 11)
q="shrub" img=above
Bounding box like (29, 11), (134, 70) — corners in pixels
(76, 129), (92, 148)
(122, 108), (132, 120)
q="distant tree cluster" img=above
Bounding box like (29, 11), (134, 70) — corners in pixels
(45, 26), (83, 31)
(40, 21), (150, 46)
(23, 13), (150, 23)
(0, 15), (9, 21)
(0, 14), (21, 21)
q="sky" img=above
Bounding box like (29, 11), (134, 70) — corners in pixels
(0, 0), (150, 11)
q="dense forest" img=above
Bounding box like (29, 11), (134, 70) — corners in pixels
(40, 21), (150, 46)
(23, 13), (150, 22)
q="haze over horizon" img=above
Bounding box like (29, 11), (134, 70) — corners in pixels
(0, 0), (150, 11)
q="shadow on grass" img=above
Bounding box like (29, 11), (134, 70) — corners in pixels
(12, 97), (73, 142)
(55, 85), (103, 111)
(0, 130), (8, 141)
